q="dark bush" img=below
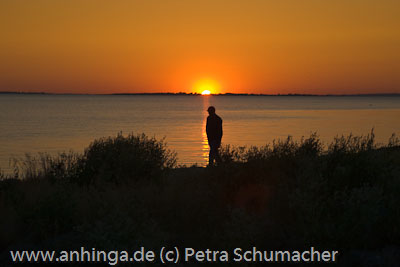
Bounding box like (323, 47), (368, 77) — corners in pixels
(79, 133), (177, 184)
(9, 152), (83, 181)
(2, 131), (400, 265)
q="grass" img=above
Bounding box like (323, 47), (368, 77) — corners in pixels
(1, 131), (400, 266)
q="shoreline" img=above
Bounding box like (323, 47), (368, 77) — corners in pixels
(1, 91), (400, 97)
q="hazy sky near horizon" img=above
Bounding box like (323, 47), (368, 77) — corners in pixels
(1, 0), (399, 94)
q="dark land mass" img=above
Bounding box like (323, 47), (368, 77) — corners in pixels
(1, 132), (400, 266)
(1, 91), (400, 97)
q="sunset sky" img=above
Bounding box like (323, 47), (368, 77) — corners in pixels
(1, 0), (399, 94)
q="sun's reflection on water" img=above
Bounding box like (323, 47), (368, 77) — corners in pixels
(201, 96), (210, 164)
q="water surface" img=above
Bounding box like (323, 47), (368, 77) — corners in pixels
(1, 94), (399, 172)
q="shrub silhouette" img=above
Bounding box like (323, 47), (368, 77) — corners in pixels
(8, 152), (83, 181)
(79, 133), (177, 184)
(1, 132), (400, 265)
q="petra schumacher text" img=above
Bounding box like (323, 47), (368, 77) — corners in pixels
(185, 247), (339, 263)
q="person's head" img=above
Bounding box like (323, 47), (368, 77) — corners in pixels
(207, 106), (216, 115)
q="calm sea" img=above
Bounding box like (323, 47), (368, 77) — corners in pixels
(1, 94), (400, 172)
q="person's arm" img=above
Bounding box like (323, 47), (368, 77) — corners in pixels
(220, 119), (223, 139)
(206, 117), (210, 139)
(218, 118), (223, 140)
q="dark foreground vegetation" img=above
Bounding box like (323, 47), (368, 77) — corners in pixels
(1, 132), (400, 266)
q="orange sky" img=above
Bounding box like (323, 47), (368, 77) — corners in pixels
(1, 0), (399, 94)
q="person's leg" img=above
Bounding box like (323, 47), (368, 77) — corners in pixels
(209, 150), (214, 166)
(209, 141), (217, 166)
(214, 140), (222, 164)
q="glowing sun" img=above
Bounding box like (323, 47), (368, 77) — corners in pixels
(194, 79), (220, 95)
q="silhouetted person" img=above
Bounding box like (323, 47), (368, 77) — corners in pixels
(206, 106), (222, 166)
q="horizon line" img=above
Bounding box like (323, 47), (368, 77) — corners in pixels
(1, 91), (400, 97)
